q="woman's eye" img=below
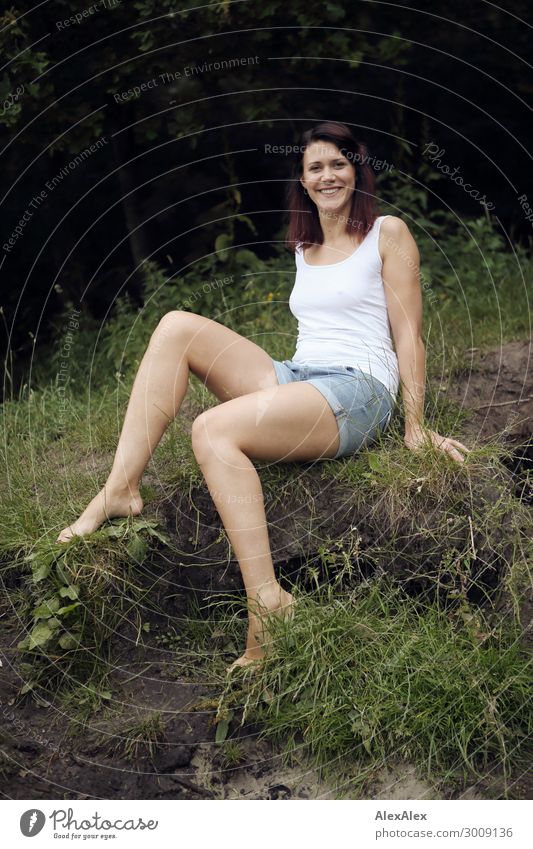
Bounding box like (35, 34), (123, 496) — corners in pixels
(308, 162), (346, 171)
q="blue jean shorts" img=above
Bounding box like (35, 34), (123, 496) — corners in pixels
(271, 359), (396, 459)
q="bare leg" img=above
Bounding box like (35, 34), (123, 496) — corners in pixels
(57, 311), (341, 669)
(57, 316), (186, 540)
(196, 437), (295, 671)
(191, 381), (340, 669)
(57, 311), (280, 542)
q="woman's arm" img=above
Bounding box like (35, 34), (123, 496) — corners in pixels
(380, 215), (425, 436)
(379, 216), (469, 463)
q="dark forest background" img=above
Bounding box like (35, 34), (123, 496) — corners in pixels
(1, 0), (531, 395)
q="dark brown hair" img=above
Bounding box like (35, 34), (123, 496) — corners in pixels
(284, 122), (378, 252)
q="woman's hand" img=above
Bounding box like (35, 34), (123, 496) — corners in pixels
(404, 424), (470, 464)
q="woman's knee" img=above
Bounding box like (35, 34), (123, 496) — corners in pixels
(147, 311), (194, 355)
(154, 309), (198, 340)
(191, 409), (232, 464)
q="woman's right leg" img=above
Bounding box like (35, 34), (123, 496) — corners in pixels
(57, 310), (279, 541)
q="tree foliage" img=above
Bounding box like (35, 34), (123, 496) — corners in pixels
(0, 2), (530, 386)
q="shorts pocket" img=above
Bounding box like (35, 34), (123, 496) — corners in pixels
(360, 395), (393, 442)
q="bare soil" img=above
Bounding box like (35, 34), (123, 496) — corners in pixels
(1, 341), (531, 800)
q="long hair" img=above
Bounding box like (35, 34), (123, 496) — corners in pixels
(284, 122), (377, 252)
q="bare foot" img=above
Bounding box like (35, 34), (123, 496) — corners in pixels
(227, 587), (295, 674)
(56, 484), (143, 543)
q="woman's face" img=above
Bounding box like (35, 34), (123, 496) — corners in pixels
(300, 140), (356, 217)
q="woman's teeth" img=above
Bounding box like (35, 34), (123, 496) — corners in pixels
(319, 187), (341, 195)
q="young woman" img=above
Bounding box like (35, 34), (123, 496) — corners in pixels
(57, 122), (469, 670)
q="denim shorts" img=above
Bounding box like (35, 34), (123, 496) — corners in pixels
(271, 358), (396, 459)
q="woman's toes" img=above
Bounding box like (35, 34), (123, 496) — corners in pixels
(55, 488), (143, 543)
(227, 654), (262, 674)
(56, 526), (76, 543)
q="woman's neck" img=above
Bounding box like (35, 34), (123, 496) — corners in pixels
(317, 205), (356, 243)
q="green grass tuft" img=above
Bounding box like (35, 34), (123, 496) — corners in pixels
(219, 580), (531, 796)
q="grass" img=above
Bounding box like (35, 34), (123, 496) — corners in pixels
(1, 218), (532, 796)
(216, 740), (247, 769)
(215, 579), (531, 797)
(423, 256), (532, 377)
(109, 712), (167, 761)
(3, 518), (168, 697)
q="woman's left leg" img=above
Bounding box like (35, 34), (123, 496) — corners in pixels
(191, 380), (341, 669)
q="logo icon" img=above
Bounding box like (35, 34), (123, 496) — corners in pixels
(20, 810), (46, 837)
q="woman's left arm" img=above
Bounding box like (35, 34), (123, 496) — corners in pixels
(380, 216), (470, 464)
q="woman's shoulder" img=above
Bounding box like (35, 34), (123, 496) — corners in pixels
(377, 215), (419, 264)
(378, 214), (412, 238)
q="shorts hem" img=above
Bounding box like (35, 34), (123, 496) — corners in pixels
(271, 359), (289, 385)
(270, 357), (395, 460)
(303, 379), (349, 458)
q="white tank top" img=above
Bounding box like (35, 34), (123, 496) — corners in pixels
(289, 215), (400, 400)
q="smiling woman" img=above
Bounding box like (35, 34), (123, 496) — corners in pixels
(56, 121), (469, 673)
(285, 123), (378, 253)
(283, 121), (470, 465)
